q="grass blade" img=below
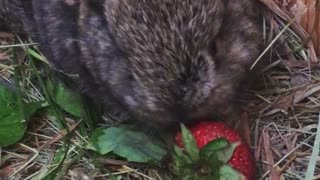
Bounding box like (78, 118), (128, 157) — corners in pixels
(305, 113), (320, 180)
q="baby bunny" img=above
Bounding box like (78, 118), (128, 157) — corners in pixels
(0, 0), (264, 126)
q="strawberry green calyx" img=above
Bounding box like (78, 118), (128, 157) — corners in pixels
(171, 123), (246, 180)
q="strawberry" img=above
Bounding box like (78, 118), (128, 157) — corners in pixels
(171, 121), (255, 180)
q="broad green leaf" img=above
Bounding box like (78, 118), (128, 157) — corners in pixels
(0, 86), (45, 147)
(180, 124), (200, 162)
(216, 142), (240, 163)
(48, 81), (84, 118)
(0, 113), (26, 147)
(86, 125), (167, 165)
(219, 164), (242, 180)
(200, 138), (229, 158)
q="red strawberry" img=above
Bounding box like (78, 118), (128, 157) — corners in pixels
(171, 121), (255, 180)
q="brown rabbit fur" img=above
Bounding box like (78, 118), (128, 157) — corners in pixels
(0, 0), (264, 127)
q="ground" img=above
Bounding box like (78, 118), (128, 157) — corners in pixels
(0, 1), (320, 180)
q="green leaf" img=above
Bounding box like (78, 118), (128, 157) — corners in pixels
(219, 164), (242, 180)
(216, 142), (240, 163)
(48, 81), (84, 118)
(200, 138), (229, 158)
(180, 124), (200, 162)
(86, 125), (167, 165)
(0, 86), (45, 147)
(27, 48), (48, 64)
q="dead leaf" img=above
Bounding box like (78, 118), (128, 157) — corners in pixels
(0, 32), (15, 38)
(281, 59), (318, 69)
(255, 131), (263, 163)
(0, 52), (9, 61)
(259, 0), (318, 62)
(289, 0), (308, 21)
(290, 74), (310, 86)
(241, 112), (252, 145)
(293, 85), (320, 104)
(272, 94), (294, 112)
(298, 0), (320, 57)
(45, 121), (81, 145)
(0, 165), (15, 178)
(275, 0), (320, 57)
(262, 128), (280, 180)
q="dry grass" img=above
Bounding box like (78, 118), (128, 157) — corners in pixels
(1, 1), (320, 179)
(243, 0), (320, 179)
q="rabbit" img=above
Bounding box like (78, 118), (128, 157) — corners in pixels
(0, 0), (264, 127)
